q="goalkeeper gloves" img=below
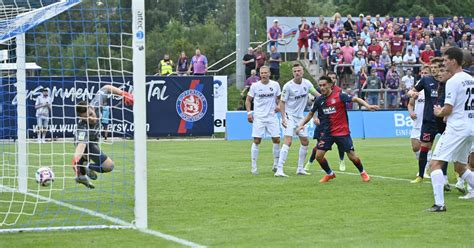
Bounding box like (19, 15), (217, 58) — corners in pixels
(122, 91), (134, 106)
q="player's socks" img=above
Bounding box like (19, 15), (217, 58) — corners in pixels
(88, 163), (105, 173)
(251, 143), (259, 170)
(309, 146), (317, 163)
(351, 158), (365, 173)
(337, 145), (345, 161)
(317, 157), (333, 175)
(460, 169), (474, 189)
(277, 144), (289, 171)
(414, 151), (420, 160)
(272, 143), (280, 167)
(431, 169), (446, 207)
(418, 146), (429, 178)
(297, 145), (308, 170)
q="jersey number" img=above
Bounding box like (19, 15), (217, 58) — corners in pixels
(465, 87), (474, 111)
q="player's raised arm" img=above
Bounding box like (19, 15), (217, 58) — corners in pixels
(352, 96), (380, 111)
(100, 85), (134, 106)
(309, 85), (321, 97)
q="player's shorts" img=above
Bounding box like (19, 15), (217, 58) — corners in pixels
(432, 130), (473, 164)
(252, 117), (280, 138)
(36, 116), (49, 129)
(410, 127), (421, 140)
(283, 115), (308, 137)
(82, 143), (108, 165)
(297, 38), (309, 48)
(420, 122), (442, 143)
(317, 134), (354, 152)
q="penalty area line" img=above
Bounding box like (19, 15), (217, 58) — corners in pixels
(0, 185), (206, 248)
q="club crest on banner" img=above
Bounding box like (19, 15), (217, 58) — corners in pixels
(176, 89), (208, 122)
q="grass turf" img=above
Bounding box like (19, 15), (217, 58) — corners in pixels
(2, 138), (473, 247)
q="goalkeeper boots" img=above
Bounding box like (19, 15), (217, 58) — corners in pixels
(75, 175), (95, 189)
(86, 165), (98, 180)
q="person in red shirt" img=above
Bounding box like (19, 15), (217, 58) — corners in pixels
(297, 76), (379, 183)
(390, 34), (405, 57)
(297, 17), (310, 60)
(318, 21), (332, 42)
(367, 38), (382, 56)
(420, 44), (435, 65)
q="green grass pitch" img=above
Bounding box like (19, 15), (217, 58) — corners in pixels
(2, 138), (473, 247)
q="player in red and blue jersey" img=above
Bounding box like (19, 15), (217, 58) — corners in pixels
(305, 72), (347, 172)
(297, 76), (379, 183)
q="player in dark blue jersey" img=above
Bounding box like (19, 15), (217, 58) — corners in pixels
(297, 76), (379, 183)
(305, 72), (347, 172)
(73, 85), (133, 189)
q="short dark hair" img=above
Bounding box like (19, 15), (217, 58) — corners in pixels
(76, 101), (88, 115)
(327, 71), (337, 78)
(444, 47), (463, 66)
(319, 75), (333, 84)
(292, 63), (302, 68)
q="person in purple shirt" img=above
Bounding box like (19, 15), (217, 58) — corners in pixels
(188, 48), (208, 75)
(319, 37), (332, 75)
(267, 19), (283, 50)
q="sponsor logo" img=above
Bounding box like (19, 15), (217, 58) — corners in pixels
(323, 106), (336, 114)
(176, 89), (208, 122)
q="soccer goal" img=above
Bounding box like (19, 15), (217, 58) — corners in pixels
(0, 0), (147, 232)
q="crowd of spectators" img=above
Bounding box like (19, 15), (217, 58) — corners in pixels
(267, 13), (474, 109)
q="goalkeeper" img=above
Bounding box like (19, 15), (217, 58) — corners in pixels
(72, 85), (133, 188)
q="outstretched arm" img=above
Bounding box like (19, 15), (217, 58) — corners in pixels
(296, 111), (315, 133)
(100, 85), (134, 106)
(352, 96), (379, 111)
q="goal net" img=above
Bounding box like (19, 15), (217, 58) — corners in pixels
(0, 0), (147, 232)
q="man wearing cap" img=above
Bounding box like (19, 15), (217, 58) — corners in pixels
(356, 14), (365, 33)
(268, 19), (283, 50)
(308, 21), (320, 64)
(297, 17), (310, 60)
(35, 87), (52, 143)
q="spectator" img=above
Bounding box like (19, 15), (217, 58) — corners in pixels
(385, 64), (400, 109)
(399, 83), (409, 108)
(412, 15), (424, 29)
(158, 54), (174, 76)
(318, 21), (332, 41)
(176, 51), (189, 76)
(390, 34), (405, 56)
(368, 38), (382, 56)
(351, 50), (367, 76)
(344, 14), (355, 32)
(188, 48), (207, 75)
(402, 48), (417, 73)
(401, 68), (414, 89)
(420, 44), (435, 65)
(364, 68), (382, 105)
(392, 51), (403, 75)
(432, 30), (444, 56)
(297, 17), (310, 60)
(319, 37), (332, 75)
(340, 39), (355, 86)
(254, 46), (267, 75)
(353, 42), (367, 57)
(308, 21), (320, 64)
(268, 45), (281, 81)
(101, 105), (111, 141)
(239, 69), (260, 110)
(406, 40), (420, 59)
(242, 47), (256, 79)
(35, 87), (52, 143)
(267, 19), (283, 50)
(330, 47), (343, 75)
(426, 14), (437, 27)
(457, 33), (470, 49)
(358, 66), (368, 97)
(360, 26), (371, 46)
(372, 55), (385, 82)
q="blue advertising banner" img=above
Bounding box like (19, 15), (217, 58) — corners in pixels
(226, 111), (364, 140)
(362, 111), (413, 138)
(0, 76), (214, 139)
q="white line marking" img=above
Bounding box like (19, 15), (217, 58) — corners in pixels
(0, 185), (207, 248)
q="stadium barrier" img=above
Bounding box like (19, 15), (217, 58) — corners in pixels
(226, 110), (413, 140)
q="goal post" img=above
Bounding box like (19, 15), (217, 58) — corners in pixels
(0, 0), (147, 232)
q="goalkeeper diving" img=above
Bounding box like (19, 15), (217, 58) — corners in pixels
(72, 85), (133, 188)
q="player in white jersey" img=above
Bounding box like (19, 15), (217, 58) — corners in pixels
(407, 66), (431, 181)
(35, 87), (52, 143)
(274, 63), (320, 177)
(427, 47), (474, 212)
(246, 66), (282, 175)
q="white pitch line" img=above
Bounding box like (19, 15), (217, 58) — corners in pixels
(0, 185), (207, 248)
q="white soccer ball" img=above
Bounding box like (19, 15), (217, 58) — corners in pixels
(35, 167), (55, 187)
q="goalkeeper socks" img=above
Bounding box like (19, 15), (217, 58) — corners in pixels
(88, 163), (104, 173)
(441, 161), (448, 176)
(298, 145), (308, 169)
(337, 145), (345, 161)
(272, 143), (280, 167)
(309, 146), (317, 163)
(418, 146), (429, 178)
(431, 169), (445, 206)
(352, 157), (365, 173)
(317, 158), (333, 175)
(251, 143), (259, 169)
(277, 144), (289, 170)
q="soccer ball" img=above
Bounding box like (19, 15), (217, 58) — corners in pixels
(35, 167), (55, 187)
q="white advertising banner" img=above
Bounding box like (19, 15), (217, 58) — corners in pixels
(213, 75), (227, 132)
